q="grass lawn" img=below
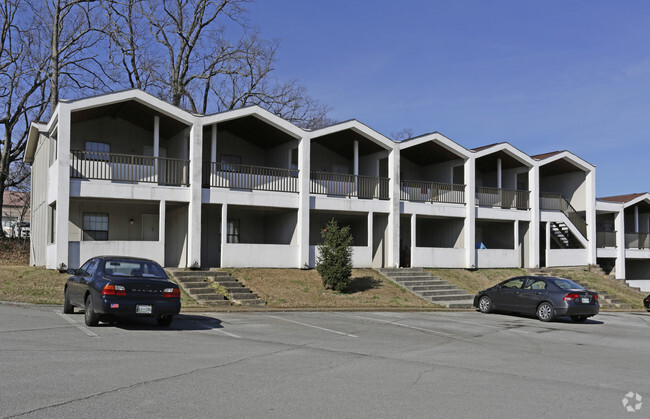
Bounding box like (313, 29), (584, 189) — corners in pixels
(0, 265), (69, 304)
(225, 268), (439, 309)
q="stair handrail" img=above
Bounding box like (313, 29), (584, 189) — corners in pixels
(540, 192), (587, 238)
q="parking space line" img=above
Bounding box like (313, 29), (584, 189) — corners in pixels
(265, 314), (357, 338)
(54, 311), (99, 338)
(336, 313), (455, 338)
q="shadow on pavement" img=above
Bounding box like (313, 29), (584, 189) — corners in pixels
(94, 313), (224, 331)
(485, 311), (605, 325)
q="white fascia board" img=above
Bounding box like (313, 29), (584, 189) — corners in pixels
(311, 120), (395, 150)
(24, 122), (46, 163)
(399, 132), (470, 160)
(472, 143), (535, 167)
(202, 105), (305, 139)
(622, 194), (650, 209)
(66, 89), (197, 126)
(535, 151), (594, 173)
(595, 200), (624, 213)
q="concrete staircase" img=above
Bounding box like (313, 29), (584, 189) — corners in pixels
(170, 270), (266, 307)
(377, 267), (475, 308)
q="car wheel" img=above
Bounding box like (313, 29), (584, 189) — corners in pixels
(84, 295), (100, 327)
(536, 302), (555, 322)
(478, 296), (493, 313)
(63, 288), (74, 314)
(571, 315), (588, 323)
(156, 315), (174, 327)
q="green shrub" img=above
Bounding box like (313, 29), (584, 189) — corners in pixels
(316, 219), (353, 292)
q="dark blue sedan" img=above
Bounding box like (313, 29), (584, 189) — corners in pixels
(63, 256), (181, 327)
(473, 276), (599, 322)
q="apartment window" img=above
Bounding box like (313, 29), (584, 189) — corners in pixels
(84, 141), (110, 160)
(49, 204), (56, 244)
(227, 219), (240, 243)
(83, 213), (109, 241)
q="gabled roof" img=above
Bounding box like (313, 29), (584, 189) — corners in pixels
(599, 193), (648, 205)
(471, 143), (504, 152)
(399, 132), (469, 159)
(202, 105), (305, 139)
(533, 150), (594, 172)
(531, 150), (564, 160)
(471, 142), (535, 167)
(310, 119), (394, 150)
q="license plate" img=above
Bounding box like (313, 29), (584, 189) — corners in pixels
(581, 297), (590, 304)
(136, 305), (152, 314)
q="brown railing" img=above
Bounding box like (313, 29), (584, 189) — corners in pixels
(400, 180), (465, 204)
(625, 233), (650, 249)
(476, 186), (529, 209)
(310, 171), (389, 199)
(205, 162), (298, 193)
(597, 231), (616, 248)
(70, 151), (189, 186)
(540, 192), (587, 238)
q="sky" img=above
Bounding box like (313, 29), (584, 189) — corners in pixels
(248, 0), (650, 198)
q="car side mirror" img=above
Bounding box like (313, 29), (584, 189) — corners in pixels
(67, 269), (77, 275)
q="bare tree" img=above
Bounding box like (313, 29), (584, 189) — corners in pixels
(0, 0), (50, 228)
(391, 128), (414, 141)
(104, 0), (331, 128)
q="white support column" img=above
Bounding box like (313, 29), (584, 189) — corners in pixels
(210, 124), (217, 186)
(410, 213), (417, 267)
(514, 220), (519, 266)
(297, 136), (311, 268)
(55, 104), (71, 270)
(220, 203), (228, 268)
(545, 221), (551, 267)
(586, 169), (597, 265)
(528, 165), (540, 268)
(353, 140), (359, 176)
(159, 200), (166, 266)
(388, 147), (400, 267)
(497, 158), (502, 189)
(615, 209), (626, 279)
(634, 206), (639, 233)
(154, 116), (160, 158)
(464, 157), (476, 268)
(367, 211), (373, 264)
(187, 123), (202, 268)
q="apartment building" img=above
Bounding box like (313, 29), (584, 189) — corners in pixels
(25, 90), (602, 273)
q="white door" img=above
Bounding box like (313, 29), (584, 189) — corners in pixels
(142, 214), (159, 241)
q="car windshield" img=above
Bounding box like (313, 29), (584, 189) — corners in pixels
(550, 278), (584, 290)
(102, 259), (167, 279)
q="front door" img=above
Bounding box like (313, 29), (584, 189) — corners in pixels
(142, 215), (159, 241)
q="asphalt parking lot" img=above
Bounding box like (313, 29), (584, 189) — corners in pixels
(1, 303), (649, 418)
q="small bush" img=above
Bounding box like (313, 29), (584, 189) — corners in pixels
(316, 219), (353, 292)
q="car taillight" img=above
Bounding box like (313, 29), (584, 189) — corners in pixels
(563, 293), (580, 301)
(102, 284), (126, 296)
(593, 294), (598, 301)
(162, 288), (180, 298)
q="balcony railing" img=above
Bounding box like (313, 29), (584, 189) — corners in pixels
(625, 233), (650, 249)
(204, 162), (298, 193)
(597, 231), (617, 248)
(540, 192), (587, 238)
(476, 186), (529, 210)
(400, 180), (465, 204)
(71, 151), (189, 186)
(310, 172), (389, 199)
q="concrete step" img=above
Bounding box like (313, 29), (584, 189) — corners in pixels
(230, 292), (260, 300)
(447, 300), (476, 309)
(410, 284), (457, 292)
(190, 288), (223, 295)
(427, 293), (475, 302)
(378, 268), (424, 273)
(390, 274), (441, 280)
(182, 282), (213, 289)
(193, 294), (227, 301)
(203, 300), (233, 307)
(216, 281), (245, 288)
(418, 289), (468, 297)
(399, 280), (449, 287)
(237, 299), (267, 307)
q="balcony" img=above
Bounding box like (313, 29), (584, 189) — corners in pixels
(310, 172), (389, 199)
(626, 233), (650, 249)
(400, 180), (465, 204)
(597, 231), (617, 248)
(476, 186), (529, 210)
(70, 151), (189, 186)
(204, 162), (298, 193)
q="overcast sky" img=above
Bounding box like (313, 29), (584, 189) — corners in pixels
(250, 0), (650, 198)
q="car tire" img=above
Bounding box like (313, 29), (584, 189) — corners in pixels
(536, 302), (555, 322)
(84, 295), (100, 327)
(156, 315), (174, 327)
(570, 315), (588, 323)
(63, 288), (74, 314)
(478, 296), (493, 313)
